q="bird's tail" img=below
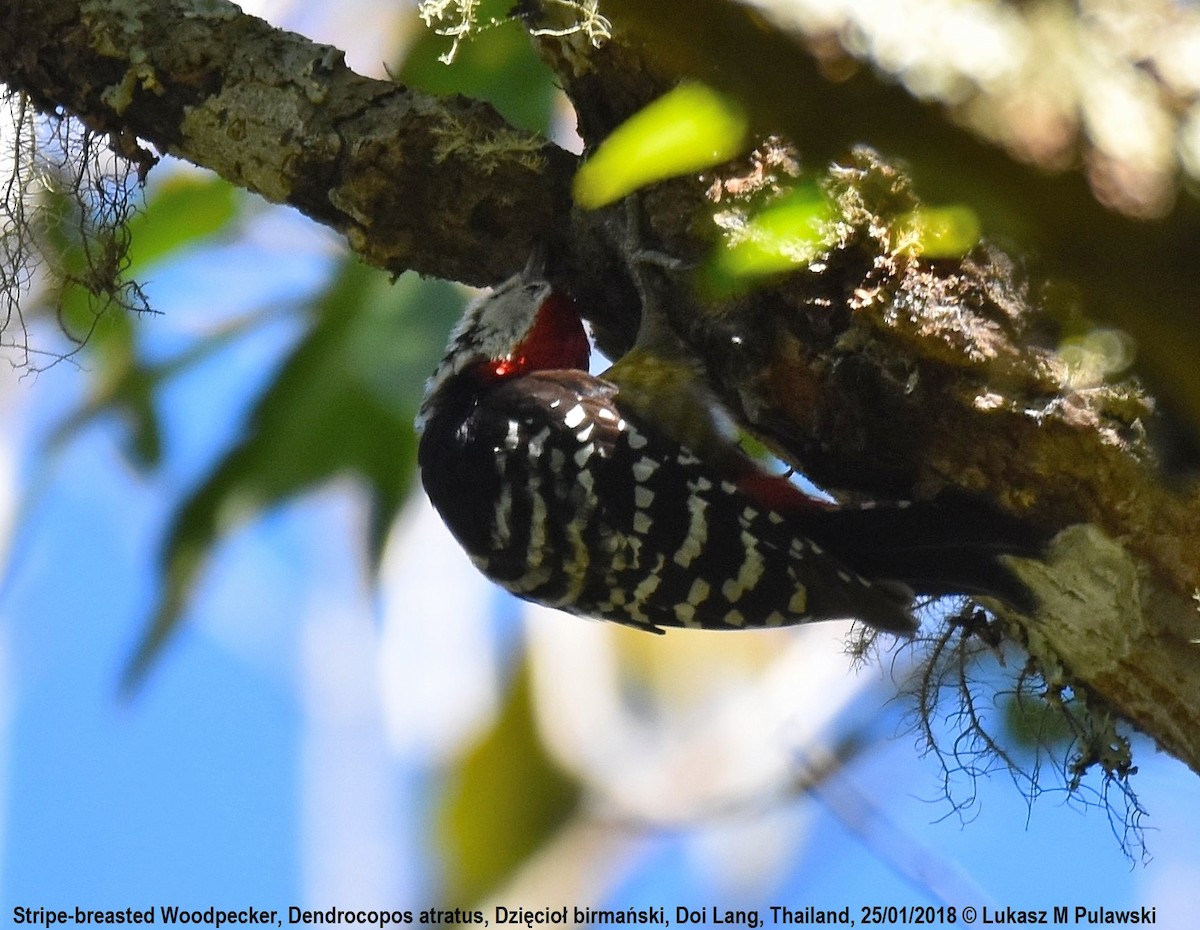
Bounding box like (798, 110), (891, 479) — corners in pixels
(799, 490), (1047, 614)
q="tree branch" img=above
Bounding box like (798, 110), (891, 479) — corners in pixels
(0, 0), (576, 284)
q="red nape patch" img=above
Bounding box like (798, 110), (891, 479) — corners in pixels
(736, 468), (835, 516)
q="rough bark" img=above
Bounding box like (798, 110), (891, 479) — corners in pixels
(0, 0), (575, 285)
(3, 0), (1199, 777)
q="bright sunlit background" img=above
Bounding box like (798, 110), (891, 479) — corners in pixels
(2, 0), (1200, 924)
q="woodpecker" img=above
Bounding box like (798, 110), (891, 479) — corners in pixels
(416, 260), (1040, 635)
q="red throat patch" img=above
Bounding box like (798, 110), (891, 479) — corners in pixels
(490, 291), (591, 379)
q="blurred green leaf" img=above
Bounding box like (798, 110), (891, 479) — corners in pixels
(401, 2), (560, 135)
(702, 186), (834, 296)
(438, 660), (582, 903)
(48, 174), (243, 468)
(122, 263), (466, 690)
(49, 307), (276, 469)
(895, 205), (981, 258)
(574, 82), (749, 209)
(124, 174), (241, 274)
(1003, 690), (1078, 754)
(37, 183), (137, 363)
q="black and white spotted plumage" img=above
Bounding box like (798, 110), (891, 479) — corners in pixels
(423, 367), (923, 632)
(416, 267), (1040, 636)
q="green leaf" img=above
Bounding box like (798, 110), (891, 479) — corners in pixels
(401, 2), (560, 135)
(121, 264), (465, 690)
(895, 205), (981, 258)
(36, 183), (139, 361)
(124, 174), (241, 274)
(49, 308), (275, 469)
(47, 175), (243, 468)
(573, 82), (749, 209)
(702, 186), (835, 295)
(1003, 690), (1079, 754)
(437, 660), (581, 903)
